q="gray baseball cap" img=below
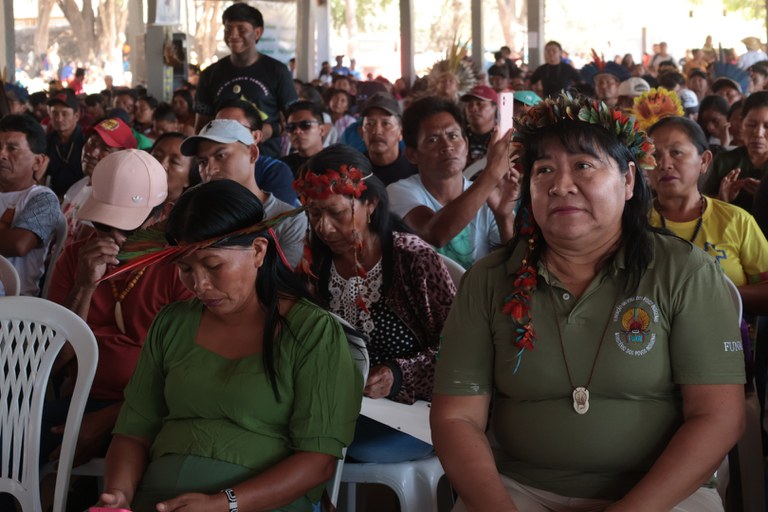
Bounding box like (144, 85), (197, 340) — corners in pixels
(361, 92), (401, 117)
(180, 119), (255, 156)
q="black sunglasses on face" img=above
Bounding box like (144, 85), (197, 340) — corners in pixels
(285, 120), (319, 133)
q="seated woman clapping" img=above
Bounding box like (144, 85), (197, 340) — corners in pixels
(97, 180), (362, 512)
(295, 144), (456, 463)
(648, 116), (768, 316)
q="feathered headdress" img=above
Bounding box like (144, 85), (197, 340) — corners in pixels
(580, 49), (631, 86)
(631, 88), (684, 132)
(422, 37), (479, 101)
(99, 208), (305, 282)
(514, 92), (656, 170)
(714, 44), (750, 93)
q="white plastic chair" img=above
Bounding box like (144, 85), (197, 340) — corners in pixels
(0, 296), (98, 512)
(462, 157), (486, 181)
(324, 313), (370, 510)
(41, 213), (68, 299)
(339, 451), (446, 512)
(437, 253), (465, 287)
(0, 255), (21, 296)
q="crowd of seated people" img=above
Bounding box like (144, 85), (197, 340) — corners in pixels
(3, 9), (768, 510)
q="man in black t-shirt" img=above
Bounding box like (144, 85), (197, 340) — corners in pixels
(529, 41), (582, 99)
(194, 3), (298, 158)
(46, 89), (85, 197)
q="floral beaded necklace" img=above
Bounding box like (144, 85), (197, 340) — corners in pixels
(501, 207), (539, 373)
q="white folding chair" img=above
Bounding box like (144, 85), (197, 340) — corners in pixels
(41, 213), (68, 299)
(0, 296), (98, 512)
(0, 255), (21, 296)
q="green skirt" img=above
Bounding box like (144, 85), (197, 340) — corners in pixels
(131, 454), (314, 512)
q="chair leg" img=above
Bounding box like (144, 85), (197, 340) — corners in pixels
(339, 482), (357, 511)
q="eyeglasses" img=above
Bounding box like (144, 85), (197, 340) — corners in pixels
(285, 120), (319, 133)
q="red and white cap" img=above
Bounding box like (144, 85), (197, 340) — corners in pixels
(78, 149), (168, 231)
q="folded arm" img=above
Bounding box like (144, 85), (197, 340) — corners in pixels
(606, 383), (745, 512)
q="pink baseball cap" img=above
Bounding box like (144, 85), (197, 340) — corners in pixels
(78, 149), (168, 231)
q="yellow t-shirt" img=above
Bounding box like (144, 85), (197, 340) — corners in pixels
(650, 198), (768, 286)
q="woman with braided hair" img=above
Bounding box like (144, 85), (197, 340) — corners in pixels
(431, 94), (745, 511)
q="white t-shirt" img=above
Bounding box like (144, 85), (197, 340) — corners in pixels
(0, 185), (61, 296)
(62, 176), (92, 243)
(387, 174), (500, 269)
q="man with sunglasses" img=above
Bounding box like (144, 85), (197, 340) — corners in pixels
(194, 3), (297, 159)
(46, 149), (193, 467)
(281, 100), (328, 177)
(181, 119), (307, 269)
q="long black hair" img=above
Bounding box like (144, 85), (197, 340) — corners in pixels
(165, 180), (312, 400)
(300, 144), (411, 303)
(514, 120), (655, 292)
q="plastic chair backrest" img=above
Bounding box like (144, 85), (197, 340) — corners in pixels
(325, 312), (369, 509)
(41, 213), (68, 299)
(438, 253), (465, 287)
(0, 296), (98, 512)
(723, 274), (742, 320)
(0, 255), (20, 296)
(463, 157), (486, 181)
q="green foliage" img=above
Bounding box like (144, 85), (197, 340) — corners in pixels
(722, 0), (766, 22)
(330, 0), (394, 32)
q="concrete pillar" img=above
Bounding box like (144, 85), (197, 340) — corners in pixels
(471, 0), (483, 73)
(317, 1), (330, 72)
(296, 0), (317, 82)
(400, 0), (414, 83)
(1, 0), (13, 83)
(128, 0), (146, 86)
(527, 0), (544, 68)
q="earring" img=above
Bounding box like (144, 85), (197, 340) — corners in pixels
(366, 209), (372, 224)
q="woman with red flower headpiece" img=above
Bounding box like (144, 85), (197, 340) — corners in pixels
(431, 93), (745, 512)
(295, 143), (456, 463)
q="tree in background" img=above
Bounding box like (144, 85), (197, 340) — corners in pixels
(30, 0), (128, 76)
(187, 0), (223, 68)
(331, 0), (393, 59)
(721, 0), (768, 42)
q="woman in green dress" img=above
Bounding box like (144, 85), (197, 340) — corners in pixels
(96, 180), (362, 512)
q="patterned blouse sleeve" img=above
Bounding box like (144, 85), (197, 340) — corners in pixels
(388, 235), (457, 404)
